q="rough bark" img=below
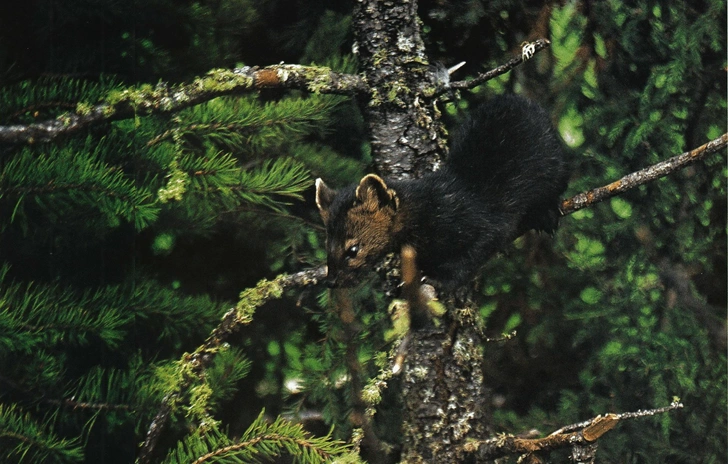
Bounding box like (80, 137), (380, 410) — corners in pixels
(400, 319), (489, 463)
(352, 0), (446, 179)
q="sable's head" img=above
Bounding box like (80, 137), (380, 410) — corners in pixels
(315, 174), (399, 287)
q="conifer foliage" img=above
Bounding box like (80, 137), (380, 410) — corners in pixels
(0, 0), (725, 463)
(0, 4), (363, 458)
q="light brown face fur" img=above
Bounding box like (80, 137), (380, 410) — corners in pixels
(341, 201), (396, 270)
(315, 174), (400, 286)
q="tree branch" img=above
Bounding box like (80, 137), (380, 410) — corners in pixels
(462, 402), (684, 461)
(0, 65), (367, 145)
(560, 133), (727, 215)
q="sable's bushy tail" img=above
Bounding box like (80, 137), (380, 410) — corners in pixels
(447, 94), (569, 232)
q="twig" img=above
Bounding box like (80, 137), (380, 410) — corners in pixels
(0, 65), (367, 145)
(391, 246), (428, 374)
(561, 133), (727, 215)
(400, 245), (432, 328)
(46, 398), (132, 412)
(447, 39), (551, 92)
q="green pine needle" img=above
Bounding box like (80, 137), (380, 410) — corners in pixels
(0, 138), (159, 231)
(171, 95), (341, 154)
(176, 153), (311, 213)
(0, 277), (131, 352)
(0, 403), (84, 463)
(163, 411), (358, 464)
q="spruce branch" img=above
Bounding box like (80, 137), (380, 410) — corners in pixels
(161, 412), (357, 464)
(0, 66), (366, 145)
(149, 95), (341, 152)
(560, 133), (727, 215)
(137, 267), (327, 464)
(0, 403), (84, 463)
(0, 277), (132, 352)
(0, 142), (159, 230)
(461, 402), (684, 462)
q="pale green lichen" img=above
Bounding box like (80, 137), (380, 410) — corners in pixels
(411, 365), (428, 380)
(369, 88), (383, 107)
(104, 84), (156, 112)
(157, 160), (188, 203)
(235, 276), (284, 325)
(200, 68), (252, 92)
(371, 49), (389, 67)
(420, 83), (438, 98)
(101, 104), (116, 117)
(76, 102), (93, 116)
(361, 382), (383, 405)
(385, 80), (410, 105)
(384, 299), (410, 341)
(350, 428), (364, 452)
(427, 299), (446, 317)
(185, 383), (221, 431)
(305, 67), (334, 93)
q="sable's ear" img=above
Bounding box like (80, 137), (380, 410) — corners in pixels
(355, 174), (399, 211)
(315, 178), (336, 222)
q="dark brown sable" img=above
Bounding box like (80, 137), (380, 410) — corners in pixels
(315, 94), (570, 290)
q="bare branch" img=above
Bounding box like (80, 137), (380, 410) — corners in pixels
(462, 402), (684, 461)
(448, 39), (552, 92)
(0, 65), (367, 146)
(280, 265), (328, 287)
(561, 133), (727, 215)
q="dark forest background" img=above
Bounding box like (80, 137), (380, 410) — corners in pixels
(0, 1), (725, 463)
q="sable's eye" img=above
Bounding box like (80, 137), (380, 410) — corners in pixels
(344, 245), (359, 261)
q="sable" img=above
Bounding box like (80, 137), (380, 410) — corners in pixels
(316, 95), (570, 290)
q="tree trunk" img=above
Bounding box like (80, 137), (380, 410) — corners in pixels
(352, 1), (491, 461)
(352, 0), (446, 179)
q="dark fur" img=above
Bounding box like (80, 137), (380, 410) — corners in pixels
(316, 94), (570, 290)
